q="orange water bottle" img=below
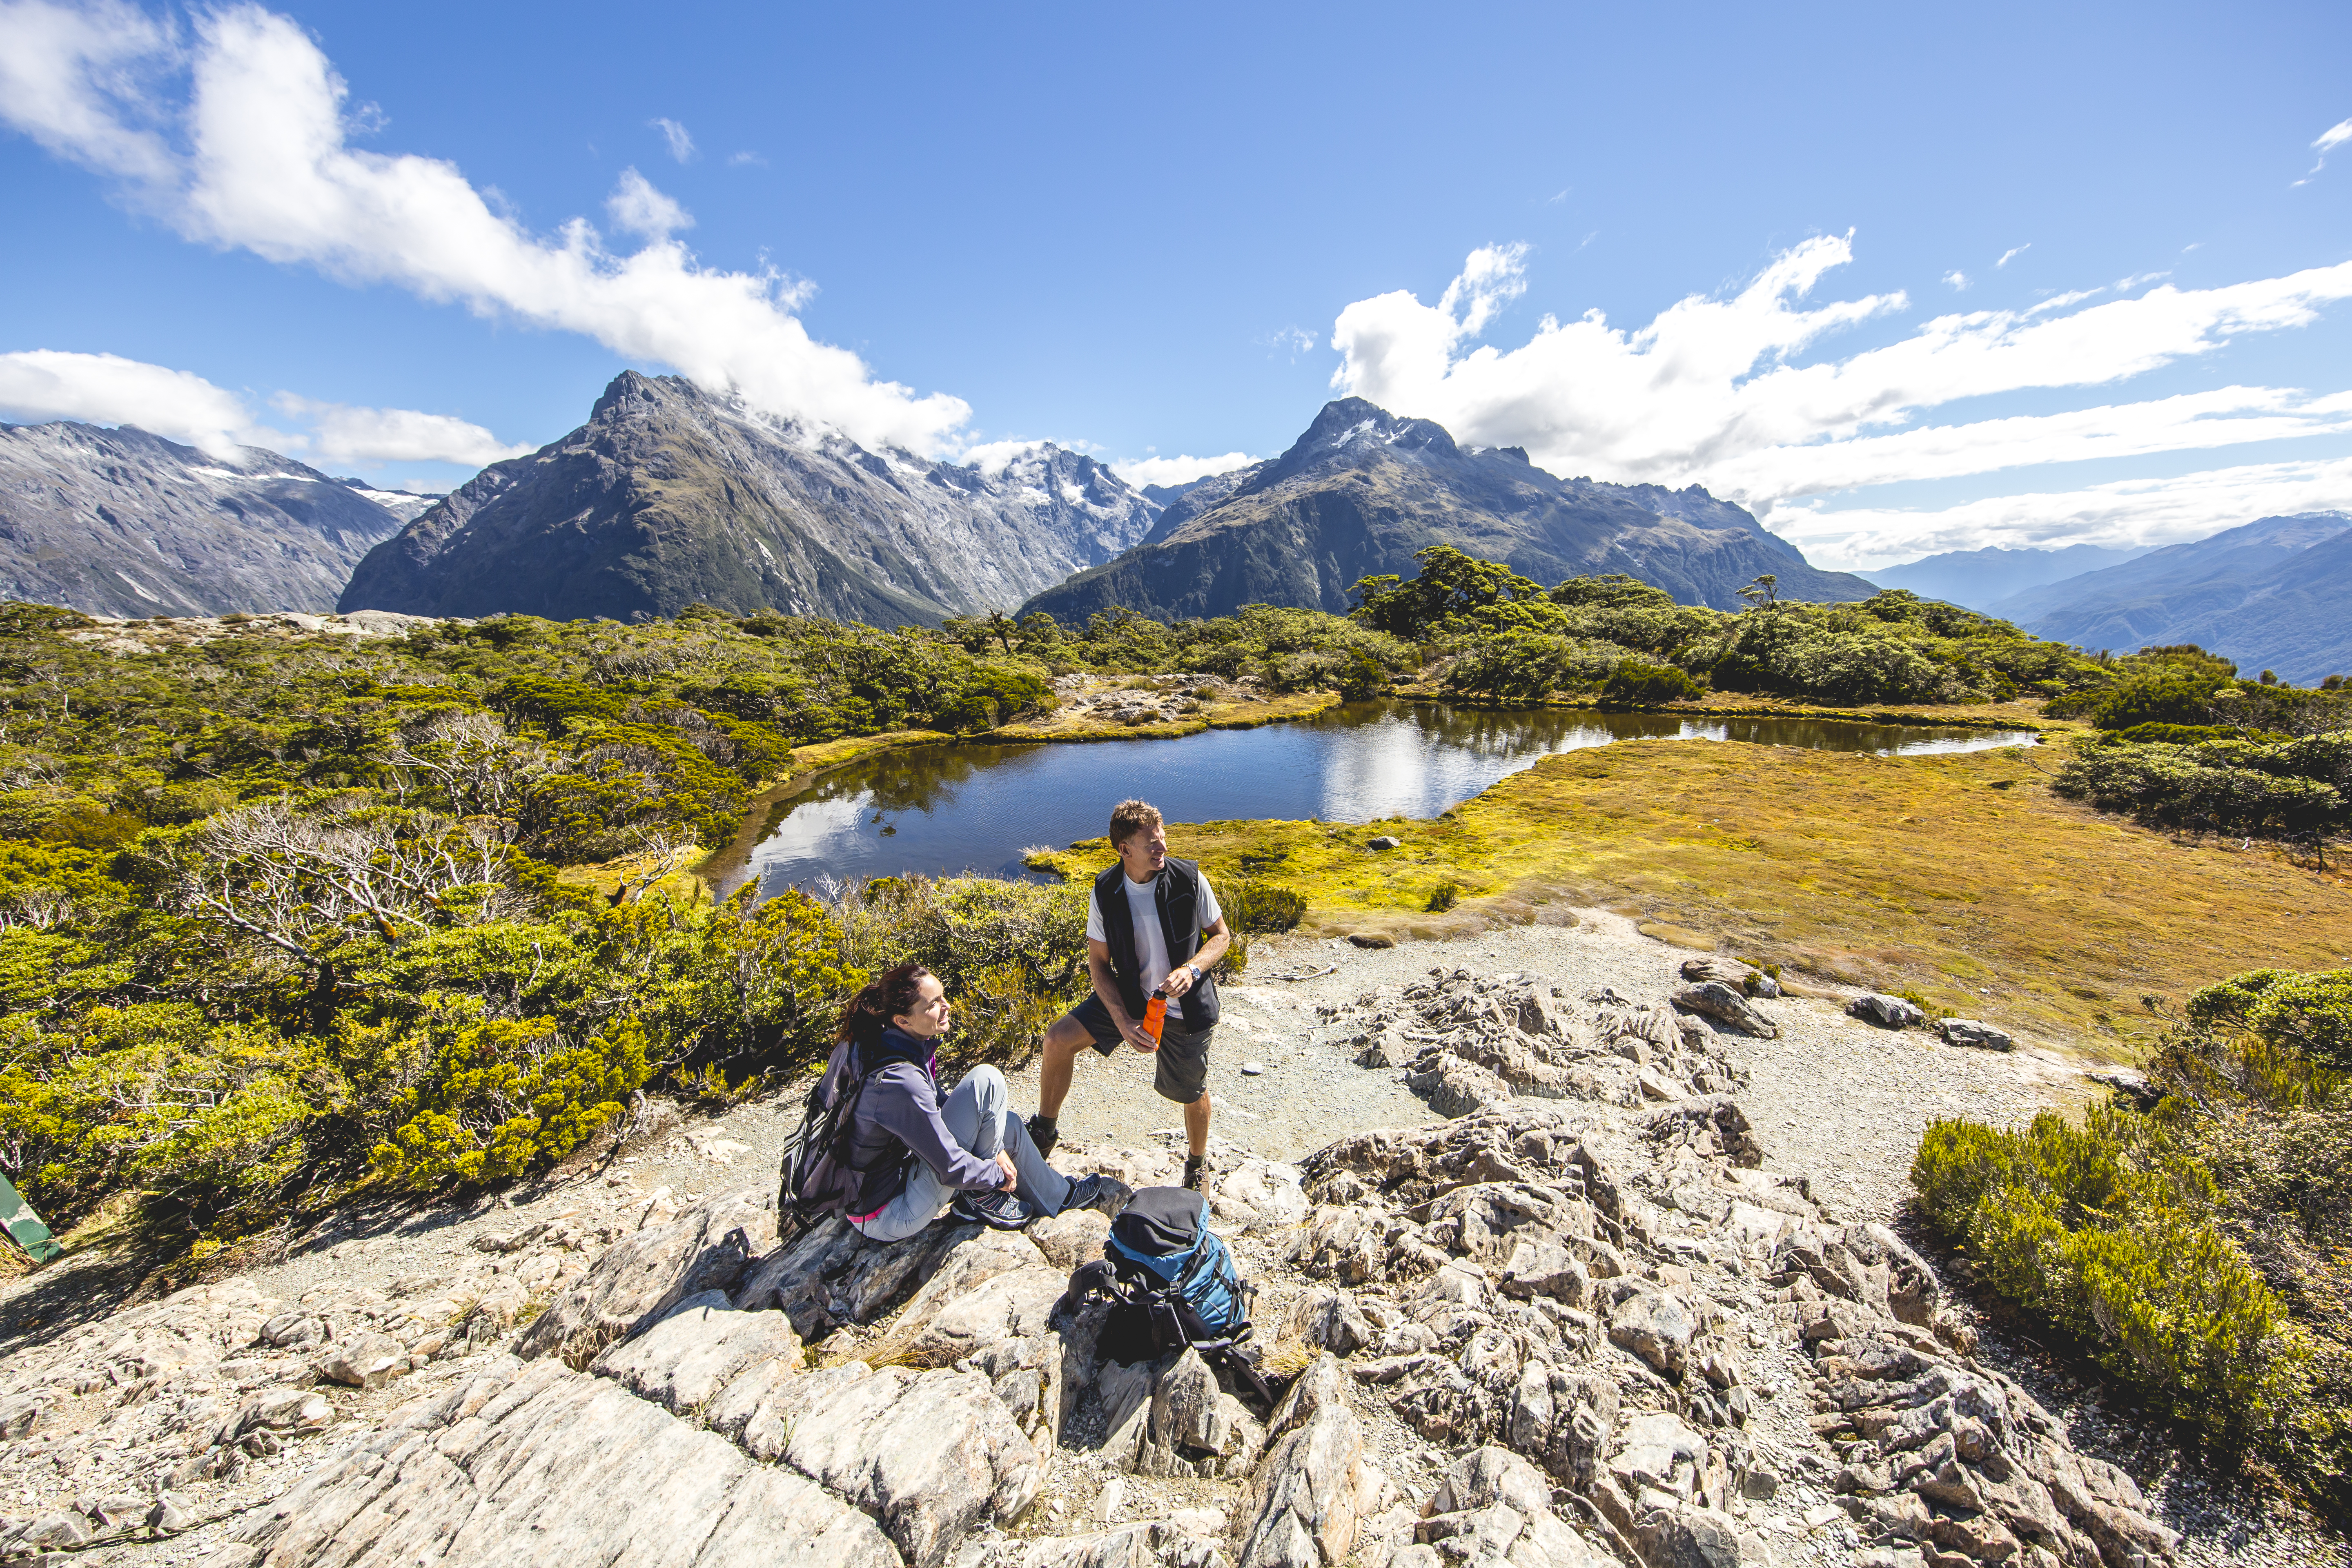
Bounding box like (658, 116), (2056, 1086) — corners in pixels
(1143, 985), (1168, 1044)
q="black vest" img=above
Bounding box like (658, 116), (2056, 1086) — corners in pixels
(1094, 857), (1221, 1027)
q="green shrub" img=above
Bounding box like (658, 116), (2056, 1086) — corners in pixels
(1911, 1107), (2307, 1449)
(1227, 879), (1307, 933)
(1602, 658), (1702, 706)
(1426, 880), (1461, 913)
(2185, 968), (2352, 1071)
(368, 1017), (652, 1188)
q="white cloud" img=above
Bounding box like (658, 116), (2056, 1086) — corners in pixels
(726, 150), (765, 168)
(1996, 244), (2030, 269)
(2299, 116), (2352, 183)
(1942, 270), (1969, 290)
(269, 392), (531, 466)
(0, 0), (174, 183)
(960, 439), (1049, 479)
(0, 2), (972, 456)
(0, 347), (529, 466)
(1767, 453), (2352, 569)
(605, 166), (690, 238)
(0, 348), (256, 451)
(651, 116), (693, 163)
(1328, 238), (2352, 562)
(1112, 452), (1261, 490)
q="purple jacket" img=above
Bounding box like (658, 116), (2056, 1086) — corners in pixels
(820, 1027), (998, 1214)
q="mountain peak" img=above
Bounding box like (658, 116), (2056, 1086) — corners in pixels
(1278, 398), (1461, 471)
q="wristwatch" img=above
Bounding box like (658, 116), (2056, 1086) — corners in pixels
(1183, 964), (1203, 984)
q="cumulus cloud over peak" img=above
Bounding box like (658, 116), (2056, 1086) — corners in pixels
(0, 347), (528, 467)
(1328, 237), (2352, 564)
(0, 1), (972, 456)
(0, 349), (255, 452)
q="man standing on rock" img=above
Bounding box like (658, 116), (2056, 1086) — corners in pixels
(1028, 799), (1231, 1191)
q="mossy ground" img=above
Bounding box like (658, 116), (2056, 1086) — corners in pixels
(1033, 736), (2352, 1057)
(1388, 682), (2067, 731)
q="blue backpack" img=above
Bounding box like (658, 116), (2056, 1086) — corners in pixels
(1107, 1186), (1248, 1339)
(1060, 1186), (1275, 1410)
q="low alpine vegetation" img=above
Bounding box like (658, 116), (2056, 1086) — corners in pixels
(1911, 965), (2352, 1514)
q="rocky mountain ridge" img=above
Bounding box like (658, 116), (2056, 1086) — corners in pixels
(0, 953), (2206, 1568)
(0, 422), (408, 618)
(339, 372), (1160, 626)
(1020, 401), (1881, 624)
(1859, 546), (2152, 614)
(1989, 512), (2352, 684)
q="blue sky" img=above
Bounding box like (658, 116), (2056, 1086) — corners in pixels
(2, 0), (2349, 567)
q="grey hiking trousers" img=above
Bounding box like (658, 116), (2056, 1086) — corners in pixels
(850, 1066), (1070, 1243)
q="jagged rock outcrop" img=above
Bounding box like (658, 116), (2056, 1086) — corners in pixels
(0, 421), (410, 616)
(1020, 399), (1880, 624)
(341, 372), (1157, 626)
(0, 970), (2181, 1568)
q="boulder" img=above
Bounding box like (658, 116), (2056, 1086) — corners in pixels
(1349, 933), (1398, 949)
(588, 1293), (804, 1415)
(1029, 1207), (1112, 1270)
(1367, 836), (1402, 851)
(1607, 1290), (1694, 1379)
(517, 1188), (775, 1368)
(1846, 993), (1924, 1029)
(1669, 982), (1777, 1039)
(730, 1359), (1040, 1566)
(1939, 1017), (2013, 1051)
(1236, 1355), (1365, 1568)
(1141, 1347), (1265, 1475)
(222, 1357), (898, 1568)
(1405, 1056), (1514, 1118)
(317, 1329), (408, 1390)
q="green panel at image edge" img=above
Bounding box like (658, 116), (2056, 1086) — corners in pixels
(0, 1175), (62, 1264)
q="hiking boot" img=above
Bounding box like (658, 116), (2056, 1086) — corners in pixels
(1059, 1173), (1132, 1218)
(1182, 1154), (1207, 1192)
(953, 1188), (1036, 1230)
(1025, 1114), (1058, 1158)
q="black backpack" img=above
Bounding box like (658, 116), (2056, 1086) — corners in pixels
(1059, 1187), (1274, 1411)
(776, 1055), (886, 1234)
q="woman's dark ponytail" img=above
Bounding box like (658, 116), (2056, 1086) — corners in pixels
(836, 962), (933, 1051)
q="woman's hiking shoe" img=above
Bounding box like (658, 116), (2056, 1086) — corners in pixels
(953, 1188), (1036, 1230)
(1060, 1174), (1132, 1218)
(1183, 1155), (1207, 1192)
(1025, 1114), (1058, 1158)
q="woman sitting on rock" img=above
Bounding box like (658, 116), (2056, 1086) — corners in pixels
(823, 962), (1128, 1240)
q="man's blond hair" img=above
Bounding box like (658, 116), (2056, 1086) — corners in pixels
(1108, 798), (1164, 848)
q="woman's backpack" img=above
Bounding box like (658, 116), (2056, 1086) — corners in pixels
(1062, 1186), (1272, 1409)
(775, 1056), (884, 1235)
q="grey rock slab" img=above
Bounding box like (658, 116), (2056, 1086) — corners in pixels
(1938, 1017), (2013, 1051)
(733, 1359), (1041, 1568)
(224, 1356), (898, 1568)
(1606, 1291), (1694, 1380)
(317, 1330), (407, 1389)
(1670, 982), (1778, 1040)
(1846, 992), (1924, 1029)
(1236, 1394), (1365, 1568)
(517, 1187), (775, 1368)
(588, 1292), (804, 1416)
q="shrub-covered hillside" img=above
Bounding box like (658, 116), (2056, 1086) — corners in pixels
(1352, 545), (2117, 706)
(1912, 967), (2352, 1517)
(0, 599), (1379, 1262)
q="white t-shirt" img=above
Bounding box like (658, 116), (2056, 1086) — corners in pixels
(1086, 869), (1223, 1022)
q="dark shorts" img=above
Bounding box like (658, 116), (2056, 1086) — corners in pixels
(1067, 995), (1213, 1105)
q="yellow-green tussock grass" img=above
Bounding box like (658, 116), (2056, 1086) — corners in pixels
(1032, 737), (2352, 1056)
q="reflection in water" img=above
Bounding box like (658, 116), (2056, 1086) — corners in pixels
(733, 702), (2037, 898)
